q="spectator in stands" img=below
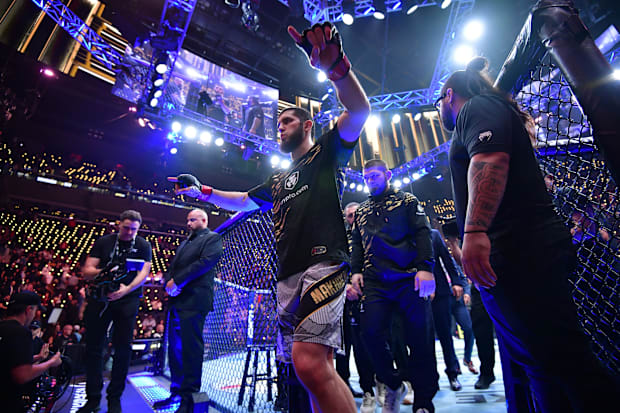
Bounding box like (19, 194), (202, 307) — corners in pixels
(0, 291), (62, 412)
(169, 21), (370, 413)
(154, 322), (165, 338)
(142, 314), (156, 332)
(51, 323), (77, 353)
(153, 209), (222, 413)
(73, 324), (83, 342)
(351, 158), (438, 413)
(30, 320), (45, 355)
(438, 56), (619, 411)
(78, 210), (152, 413)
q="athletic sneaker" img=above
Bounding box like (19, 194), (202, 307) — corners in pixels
(360, 392), (377, 413)
(382, 383), (406, 413)
(375, 378), (386, 407)
(402, 381), (414, 405)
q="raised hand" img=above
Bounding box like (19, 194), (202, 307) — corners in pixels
(168, 174), (212, 201)
(288, 22), (351, 81)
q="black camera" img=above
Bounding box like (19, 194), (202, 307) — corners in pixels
(89, 257), (145, 302)
(23, 353), (72, 413)
(89, 258), (128, 301)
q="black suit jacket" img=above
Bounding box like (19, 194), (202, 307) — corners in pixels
(165, 228), (223, 312)
(431, 229), (465, 296)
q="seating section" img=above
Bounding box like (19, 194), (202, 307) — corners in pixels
(0, 210), (183, 340)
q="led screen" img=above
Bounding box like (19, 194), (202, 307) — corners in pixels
(113, 43), (279, 140)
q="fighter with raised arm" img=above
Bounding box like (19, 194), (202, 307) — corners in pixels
(169, 22), (370, 413)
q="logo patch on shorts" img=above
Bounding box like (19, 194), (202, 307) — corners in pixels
(478, 131), (493, 142)
(285, 171), (299, 190)
(311, 246), (327, 256)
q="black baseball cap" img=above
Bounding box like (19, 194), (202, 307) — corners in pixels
(8, 291), (45, 311)
(30, 320), (42, 330)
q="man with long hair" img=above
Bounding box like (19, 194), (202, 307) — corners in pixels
(437, 56), (618, 411)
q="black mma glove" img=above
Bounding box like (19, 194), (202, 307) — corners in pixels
(167, 174), (213, 201)
(289, 22), (351, 81)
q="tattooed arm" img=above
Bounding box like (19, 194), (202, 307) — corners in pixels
(461, 152), (510, 288)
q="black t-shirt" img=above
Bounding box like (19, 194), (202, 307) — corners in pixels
(449, 94), (567, 249)
(248, 126), (356, 281)
(0, 319), (34, 412)
(207, 101), (226, 123)
(244, 105), (265, 137)
(89, 234), (152, 300)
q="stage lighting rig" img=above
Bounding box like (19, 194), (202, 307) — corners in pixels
(225, 0), (241, 8)
(342, 0), (355, 25)
(403, 0), (420, 15)
(241, 0), (260, 32)
(373, 0), (386, 20)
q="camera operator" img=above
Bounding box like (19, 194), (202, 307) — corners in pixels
(78, 210), (152, 413)
(0, 291), (62, 413)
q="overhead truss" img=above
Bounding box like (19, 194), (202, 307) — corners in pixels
(31, 0), (123, 69)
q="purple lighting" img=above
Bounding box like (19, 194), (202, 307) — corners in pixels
(41, 68), (55, 77)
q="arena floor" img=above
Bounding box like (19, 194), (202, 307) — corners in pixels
(53, 338), (506, 412)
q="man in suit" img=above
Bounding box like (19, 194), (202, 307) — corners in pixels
(429, 228), (467, 392)
(153, 209), (223, 413)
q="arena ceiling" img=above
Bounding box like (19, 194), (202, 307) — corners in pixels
(101, 0), (618, 101)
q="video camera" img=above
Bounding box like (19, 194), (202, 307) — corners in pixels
(23, 352), (72, 413)
(89, 257), (144, 302)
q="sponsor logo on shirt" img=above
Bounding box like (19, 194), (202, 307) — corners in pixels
(478, 130), (493, 142)
(284, 171), (299, 190)
(311, 246), (327, 256)
(281, 184), (308, 205)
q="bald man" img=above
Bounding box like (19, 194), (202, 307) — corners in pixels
(154, 209), (223, 413)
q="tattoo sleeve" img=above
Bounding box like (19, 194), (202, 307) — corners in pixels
(465, 154), (510, 231)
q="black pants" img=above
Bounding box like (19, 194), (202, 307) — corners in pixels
(336, 300), (375, 394)
(451, 295), (475, 363)
(361, 277), (439, 409)
(167, 306), (209, 397)
(84, 297), (139, 401)
(482, 239), (619, 412)
(470, 287), (496, 377)
(431, 294), (460, 379)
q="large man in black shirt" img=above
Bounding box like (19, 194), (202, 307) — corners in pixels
(350, 158), (438, 413)
(0, 292), (62, 412)
(78, 210), (152, 413)
(153, 209), (223, 413)
(438, 57), (618, 411)
(168, 22), (369, 413)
